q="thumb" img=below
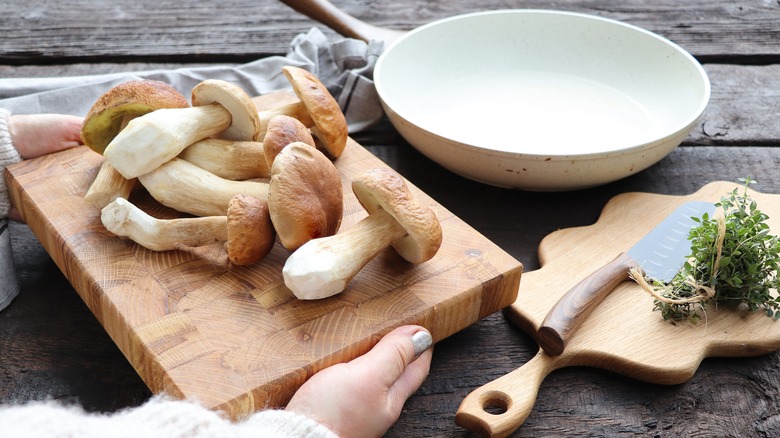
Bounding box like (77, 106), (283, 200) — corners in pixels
(350, 325), (433, 402)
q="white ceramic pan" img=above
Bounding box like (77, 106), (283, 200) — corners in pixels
(281, 2), (710, 191)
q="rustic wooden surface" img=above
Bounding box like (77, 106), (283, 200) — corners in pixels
(2, 1), (780, 436)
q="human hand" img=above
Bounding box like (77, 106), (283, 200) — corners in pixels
(7, 114), (83, 221)
(286, 325), (433, 438)
(9, 114), (83, 159)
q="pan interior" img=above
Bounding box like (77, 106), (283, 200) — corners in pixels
(375, 10), (709, 156)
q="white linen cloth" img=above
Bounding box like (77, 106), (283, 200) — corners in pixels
(0, 27), (385, 132)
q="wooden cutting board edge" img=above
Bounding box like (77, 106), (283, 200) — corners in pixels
(5, 139), (523, 418)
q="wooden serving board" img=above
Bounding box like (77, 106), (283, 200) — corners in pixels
(5, 139), (521, 419)
(456, 181), (780, 437)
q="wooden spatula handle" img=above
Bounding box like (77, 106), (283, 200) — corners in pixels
(277, 0), (404, 43)
(536, 252), (636, 355)
(278, 0), (364, 40)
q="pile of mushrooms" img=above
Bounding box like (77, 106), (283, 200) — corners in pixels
(82, 79), (189, 209)
(85, 67), (347, 265)
(85, 67), (443, 298)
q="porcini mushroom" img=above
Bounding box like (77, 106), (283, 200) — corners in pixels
(282, 167), (442, 300)
(101, 194), (275, 266)
(84, 161), (138, 210)
(178, 115), (315, 180)
(82, 80), (190, 154)
(140, 142), (343, 252)
(262, 115), (317, 168)
(268, 142), (344, 251)
(82, 80), (189, 208)
(104, 79), (261, 179)
(137, 158), (269, 217)
(257, 66), (348, 159)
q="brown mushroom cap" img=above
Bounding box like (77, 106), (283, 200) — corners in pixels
(263, 115), (316, 168)
(82, 80), (189, 154)
(351, 168), (442, 264)
(192, 79), (261, 142)
(226, 194), (276, 266)
(268, 142), (343, 250)
(282, 66), (348, 159)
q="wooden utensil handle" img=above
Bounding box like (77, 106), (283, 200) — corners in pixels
(536, 252), (636, 355)
(278, 0), (362, 39)
(277, 0), (380, 41)
(456, 352), (557, 438)
(277, 0), (405, 44)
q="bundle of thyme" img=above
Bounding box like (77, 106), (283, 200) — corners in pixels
(631, 178), (780, 324)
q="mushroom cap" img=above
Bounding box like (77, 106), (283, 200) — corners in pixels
(226, 194), (276, 266)
(351, 168), (442, 264)
(282, 66), (348, 159)
(268, 142), (343, 250)
(82, 80), (189, 154)
(192, 79), (261, 142)
(263, 115), (316, 169)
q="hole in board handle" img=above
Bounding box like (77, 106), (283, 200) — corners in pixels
(481, 390), (511, 415)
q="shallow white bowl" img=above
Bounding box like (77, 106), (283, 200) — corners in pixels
(374, 10), (710, 191)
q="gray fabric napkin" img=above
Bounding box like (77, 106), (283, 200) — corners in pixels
(0, 219), (20, 311)
(0, 27), (385, 132)
(0, 28), (385, 312)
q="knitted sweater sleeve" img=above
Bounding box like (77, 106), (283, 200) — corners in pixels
(0, 395), (339, 438)
(0, 108), (22, 219)
(0, 108), (22, 312)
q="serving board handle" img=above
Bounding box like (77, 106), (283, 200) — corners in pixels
(456, 352), (558, 438)
(536, 252), (635, 355)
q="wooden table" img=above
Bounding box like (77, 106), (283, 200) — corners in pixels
(2, 1), (780, 436)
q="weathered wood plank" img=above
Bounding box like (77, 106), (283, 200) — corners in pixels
(694, 64), (780, 146)
(5, 145), (780, 436)
(2, 1), (780, 62)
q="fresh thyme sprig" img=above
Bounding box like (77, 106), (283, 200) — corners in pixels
(633, 178), (780, 324)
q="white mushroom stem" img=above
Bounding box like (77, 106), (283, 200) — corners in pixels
(101, 197), (227, 251)
(84, 160), (137, 209)
(257, 101), (313, 138)
(104, 104), (231, 179)
(283, 208), (406, 300)
(138, 158), (269, 217)
(179, 114), (316, 180)
(178, 138), (270, 180)
(84, 115), (139, 209)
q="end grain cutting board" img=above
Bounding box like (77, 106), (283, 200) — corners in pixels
(456, 181), (780, 437)
(5, 137), (521, 419)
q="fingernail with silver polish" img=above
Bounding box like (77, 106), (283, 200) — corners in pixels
(412, 330), (433, 358)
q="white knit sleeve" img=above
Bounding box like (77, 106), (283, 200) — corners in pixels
(243, 409), (338, 438)
(0, 395), (339, 438)
(0, 108), (22, 219)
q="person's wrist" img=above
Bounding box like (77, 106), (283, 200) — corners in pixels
(6, 115), (28, 158)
